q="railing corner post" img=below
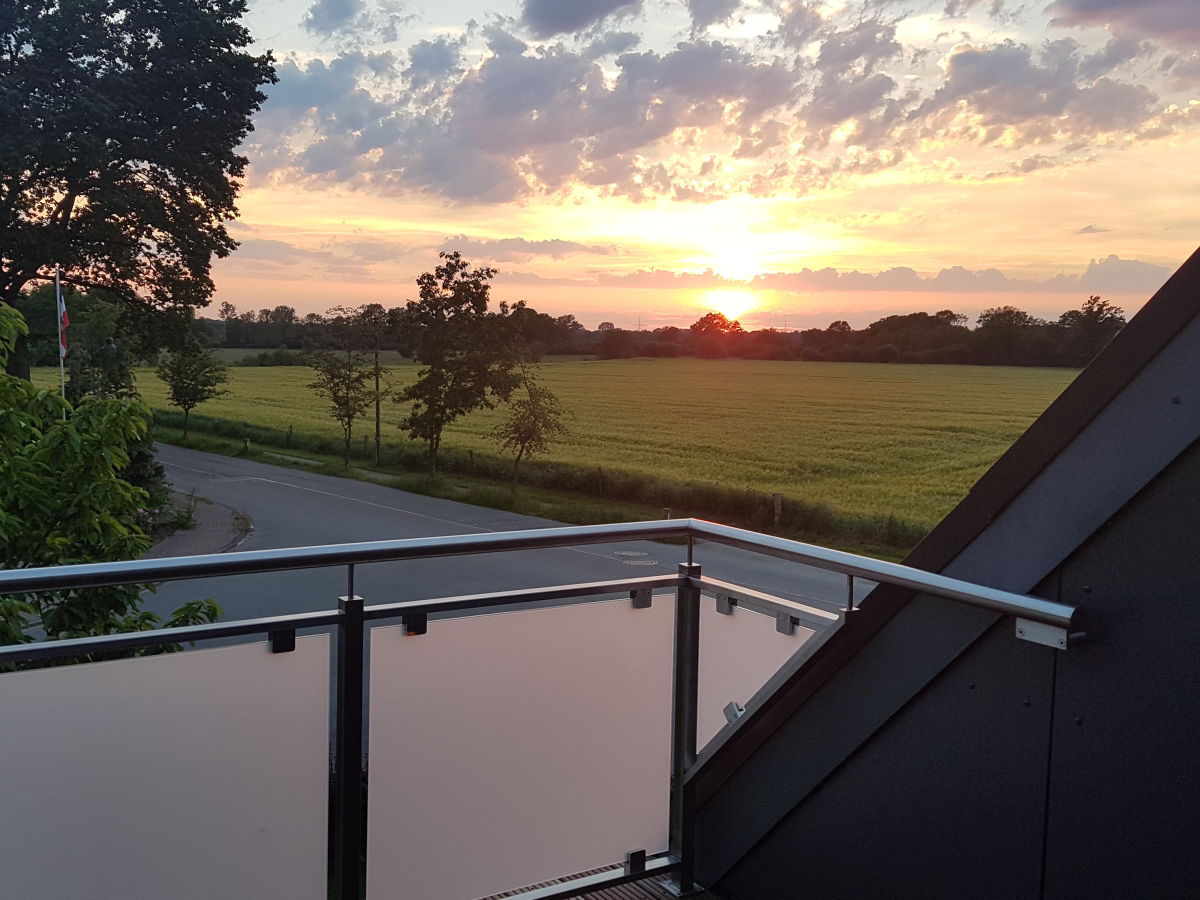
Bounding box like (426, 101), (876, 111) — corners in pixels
(670, 561), (702, 895)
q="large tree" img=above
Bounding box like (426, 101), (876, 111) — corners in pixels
(396, 252), (522, 473)
(0, 0), (276, 375)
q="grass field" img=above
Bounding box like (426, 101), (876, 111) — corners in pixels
(37, 359), (1076, 541)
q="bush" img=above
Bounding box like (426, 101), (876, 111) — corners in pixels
(643, 341), (680, 357)
(234, 349), (306, 366)
(874, 344), (901, 363)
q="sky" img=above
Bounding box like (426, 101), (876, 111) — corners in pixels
(215, 0), (1200, 330)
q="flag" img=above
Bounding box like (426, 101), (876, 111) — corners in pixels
(55, 266), (69, 359)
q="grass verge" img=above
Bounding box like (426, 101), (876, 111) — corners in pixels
(152, 415), (916, 560)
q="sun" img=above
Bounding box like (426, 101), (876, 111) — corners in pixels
(700, 289), (759, 323)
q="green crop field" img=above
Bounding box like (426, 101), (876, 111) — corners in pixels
(36, 359), (1076, 536)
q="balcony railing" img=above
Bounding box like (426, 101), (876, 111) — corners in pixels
(0, 519), (1075, 900)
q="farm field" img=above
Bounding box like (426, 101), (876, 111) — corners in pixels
(39, 359), (1077, 534)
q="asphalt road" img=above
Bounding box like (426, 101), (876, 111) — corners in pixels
(149, 444), (872, 624)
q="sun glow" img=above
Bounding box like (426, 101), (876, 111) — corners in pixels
(700, 289), (760, 323)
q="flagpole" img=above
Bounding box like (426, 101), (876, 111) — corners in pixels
(55, 265), (66, 418)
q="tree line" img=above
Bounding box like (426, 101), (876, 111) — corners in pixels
(207, 296), (1126, 370)
(594, 299), (1126, 368)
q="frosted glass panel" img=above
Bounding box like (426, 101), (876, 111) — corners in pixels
(697, 599), (814, 748)
(0, 637), (330, 900)
(368, 598), (673, 900)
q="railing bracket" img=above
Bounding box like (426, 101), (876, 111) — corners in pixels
(776, 613), (799, 635)
(1015, 617), (1069, 650)
(268, 629), (295, 653)
(403, 613), (428, 636)
(715, 595), (736, 616)
(630, 589), (652, 609)
(723, 701), (746, 724)
(624, 849), (647, 875)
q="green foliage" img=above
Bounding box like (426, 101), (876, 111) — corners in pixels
(155, 341), (230, 437)
(306, 347), (373, 467)
(396, 252), (522, 471)
(1, 0), (276, 375)
(1, 303), (221, 647)
(65, 300), (137, 402)
(492, 366), (572, 484)
(0, 301), (29, 360)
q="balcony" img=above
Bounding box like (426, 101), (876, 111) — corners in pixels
(0, 519), (1072, 900)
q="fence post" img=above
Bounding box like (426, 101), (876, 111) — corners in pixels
(332, 588), (366, 899)
(773, 492), (783, 527)
(669, 561), (701, 895)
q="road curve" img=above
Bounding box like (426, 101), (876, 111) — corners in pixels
(149, 444), (870, 623)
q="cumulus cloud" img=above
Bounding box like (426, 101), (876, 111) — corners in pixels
(1048, 1), (1200, 49)
(244, 3), (1192, 206)
(303, 0), (365, 34)
(914, 38), (1159, 145)
(687, 0), (743, 32)
(750, 256), (1169, 294)
(763, 0), (823, 48)
(438, 236), (615, 261)
(1076, 254), (1171, 293)
(405, 37), (464, 90)
(520, 0), (643, 39)
(229, 239), (373, 279)
(500, 256), (1171, 297)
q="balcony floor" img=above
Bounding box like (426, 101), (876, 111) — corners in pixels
(483, 865), (721, 899)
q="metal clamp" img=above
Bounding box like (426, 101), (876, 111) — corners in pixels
(269, 629), (296, 653)
(1015, 617), (1068, 650)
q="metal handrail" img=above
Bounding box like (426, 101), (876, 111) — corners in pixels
(686, 520), (1076, 629)
(0, 520), (691, 593)
(0, 517), (1080, 899)
(0, 517), (1076, 630)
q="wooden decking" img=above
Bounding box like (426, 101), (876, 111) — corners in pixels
(481, 866), (721, 899)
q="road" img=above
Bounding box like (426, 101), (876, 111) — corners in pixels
(149, 444), (872, 624)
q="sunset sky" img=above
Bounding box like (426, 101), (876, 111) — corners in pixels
(217, 0), (1200, 329)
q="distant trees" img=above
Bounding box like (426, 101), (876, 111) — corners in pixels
(155, 341), (230, 438)
(1056, 295), (1126, 366)
(206, 294), (1127, 371)
(394, 252), (522, 473)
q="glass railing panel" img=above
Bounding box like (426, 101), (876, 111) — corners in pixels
(697, 598), (817, 749)
(0, 637), (330, 900)
(366, 596), (674, 900)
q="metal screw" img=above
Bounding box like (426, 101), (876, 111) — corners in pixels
(968, 681), (976, 690)
(1023, 700), (1031, 707)
(1074, 717), (1083, 726)
(1172, 396), (1182, 405)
